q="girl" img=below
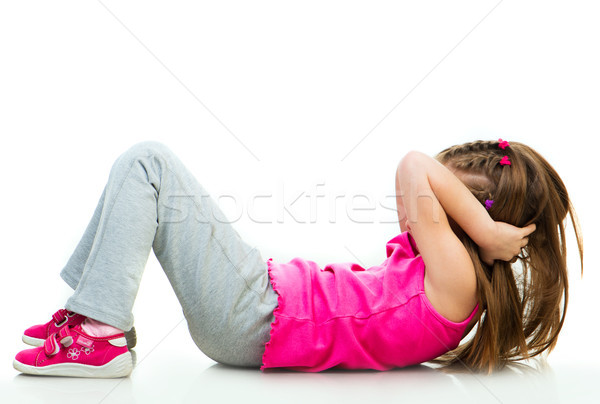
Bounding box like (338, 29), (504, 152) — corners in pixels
(13, 139), (582, 377)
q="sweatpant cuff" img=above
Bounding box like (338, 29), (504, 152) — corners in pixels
(59, 269), (79, 290)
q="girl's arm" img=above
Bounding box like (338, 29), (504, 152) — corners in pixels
(395, 178), (408, 233)
(395, 151), (535, 320)
(396, 151), (535, 264)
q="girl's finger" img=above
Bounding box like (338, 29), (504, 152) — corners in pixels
(520, 237), (529, 248)
(523, 223), (536, 236)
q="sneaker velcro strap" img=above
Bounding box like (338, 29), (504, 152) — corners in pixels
(44, 326), (75, 356)
(44, 334), (60, 357)
(52, 309), (67, 326)
(58, 326), (73, 347)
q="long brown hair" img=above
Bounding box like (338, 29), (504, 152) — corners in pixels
(432, 139), (583, 373)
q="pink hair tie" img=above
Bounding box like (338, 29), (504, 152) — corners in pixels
(485, 199), (494, 210)
(499, 155), (511, 166)
(498, 139), (510, 149)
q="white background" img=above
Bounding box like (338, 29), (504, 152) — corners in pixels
(1, 1), (598, 403)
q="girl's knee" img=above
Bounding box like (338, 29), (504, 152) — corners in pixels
(124, 141), (172, 159)
(113, 141), (174, 170)
(108, 141), (174, 178)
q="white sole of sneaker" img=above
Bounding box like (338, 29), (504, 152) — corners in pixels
(13, 351), (133, 378)
(22, 335), (44, 347)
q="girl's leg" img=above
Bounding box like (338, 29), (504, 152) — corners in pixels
(60, 187), (108, 289)
(60, 141), (278, 367)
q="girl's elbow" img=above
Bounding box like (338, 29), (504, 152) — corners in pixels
(398, 150), (427, 173)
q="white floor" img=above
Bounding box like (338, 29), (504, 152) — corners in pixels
(2, 322), (599, 404)
(2, 330), (600, 404)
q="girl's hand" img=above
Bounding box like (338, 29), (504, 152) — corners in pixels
(479, 222), (536, 266)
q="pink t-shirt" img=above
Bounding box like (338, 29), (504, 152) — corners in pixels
(260, 231), (480, 372)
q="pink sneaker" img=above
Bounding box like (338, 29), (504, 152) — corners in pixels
(23, 308), (137, 349)
(14, 324), (133, 378)
(22, 309), (85, 347)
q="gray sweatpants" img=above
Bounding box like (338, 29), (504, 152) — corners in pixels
(60, 141), (279, 367)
